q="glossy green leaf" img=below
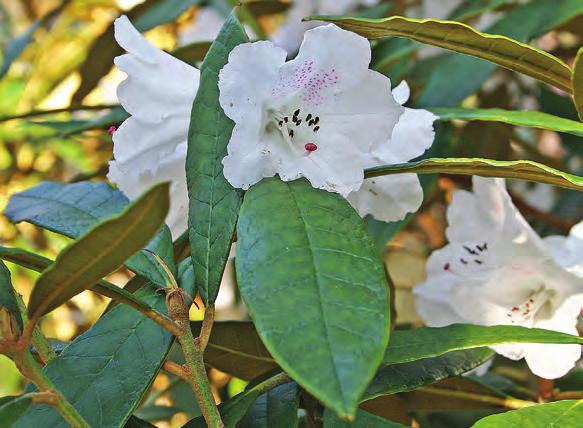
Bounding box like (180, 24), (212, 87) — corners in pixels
(4, 181), (175, 287)
(311, 15), (573, 93)
(14, 276), (194, 428)
(0, 246), (155, 316)
(0, 395), (33, 427)
(573, 48), (583, 121)
(324, 408), (408, 427)
(383, 324), (583, 366)
(472, 400), (583, 427)
(27, 182), (169, 319)
(448, 0), (506, 21)
(0, 260), (22, 330)
(190, 321), (278, 380)
(237, 178), (390, 418)
(363, 348), (495, 401)
(365, 158), (583, 192)
(72, 0), (199, 103)
(415, 0), (583, 107)
(186, 12), (247, 304)
(431, 107), (583, 137)
(124, 415), (158, 428)
(171, 42), (212, 65)
(238, 383), (300, 428)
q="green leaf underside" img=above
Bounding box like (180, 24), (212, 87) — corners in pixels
(236, 178), (390, 418)
(311, 15), (572, 93)
(363, 348), (495, 402)
(324, 407), (408, 427)
(15, 283), (175, 427)
(0, 395), (33, 427)
(238, 383), (300, 428)
(27, 183), (169, 318)
(383, 324), (583, 366)
(431, 107), (583, 137)
(472, 400), (583, 427)
(186, 12), (247, 304)
(448, 0), (507, 21)
(0, 260), (22, 329)
(0, 246), (154, 314)
(573, 48), (583, 121)
(365, 158), (583, 192)
(4, 181), (175, 286)
(190, 321), (278, 380)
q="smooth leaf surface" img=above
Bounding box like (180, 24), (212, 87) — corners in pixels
(0, 260), (22, 329)
(14, 279), (188, 428)
(238, 382), (300, 428)
(0, 395), (33, 427)
(190, 321), (278, 380)
(472, 400), (583, 427)
(312, 15), (573, 93)
(27, 182), (169, 318)
(383, 324), (583, 366)
(448, 0), (506, 21)
(324, 408), (408, 427)
(574, 48), (583, 121)
(237, 178), (390, 418)
(363, 348), (495, 401)
(124, 416), (158, 428)
(0, 246), (155, 316)
(186, 12), (247, 304)
(431, 107), (583, 137)
(365, 158), (583, 192)
(4, 181), (175, 286)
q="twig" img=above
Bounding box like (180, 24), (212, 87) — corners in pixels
(163, 360), (189, 382)
(417, 386), (536, 410)
(0, 104), (119, 123)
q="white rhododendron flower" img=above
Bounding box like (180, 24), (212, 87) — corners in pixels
(179, 7), (226, 45)
(219, 24), (404, 197)
(346, 81), (437, 221)
(415, 177), (583, 379)
(272, 0), (380, 54)
(107, 16), (200, 237)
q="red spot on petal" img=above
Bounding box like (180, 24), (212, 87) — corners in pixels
(511, 306), (519, 311)
(305, 143), (318, 152)
(443, 263), (450, 271)
(107, 126), (117, 135)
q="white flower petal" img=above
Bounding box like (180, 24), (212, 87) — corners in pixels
(113, 15), (199, 166)
(346, 174), (423, 222)
(544, 221), (583, 274)
(108, 143), (189, 238)
(392, 80), (410, 105)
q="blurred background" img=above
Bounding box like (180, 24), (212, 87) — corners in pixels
(1, 0), (582, 426)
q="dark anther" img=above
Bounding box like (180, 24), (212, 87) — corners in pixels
(308, 120), (315, 126)
(278, 121), (283, 127)
(306, 113), (312, 121)
(460, 258), (468, 265)
(463, 245), (478, 255)
(293, 109), (300, 117)
(314, 116), (320, 124)
(284, 117), (288, 123)
(313, 126), (320, 132)
(289, 129), (294, 138)
(296, 119), (302, 126)
(474, 259), (483, 265)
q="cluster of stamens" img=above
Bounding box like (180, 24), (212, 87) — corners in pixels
(443, 242), (488, 271)
(276, 108), (320, 152)
(506, 289), (552, 323)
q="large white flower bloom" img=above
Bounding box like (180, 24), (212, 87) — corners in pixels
(345, 81), (437, 221)
(272, 0), (380, 55)
(107, 16), (200, 238)
(219, 24), (404, 197)
(414, 177), (583, 379)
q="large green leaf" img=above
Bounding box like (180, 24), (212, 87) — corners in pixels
(448, 0), (507, 21)
(186, 12), (247, 304)
(14, 277), (192, 428)
(0, 395), (33, 427)
(324, 408), (408, 427)
(236, 178), (390, 418)
(311, 15), (573, 93)
(363, 348), (495, 402)
(431, 107), (583, 137)
(472, 400), (583, 427)
(0, 260), (22, 330)
(27, 183), (169, 319)
(365, 158), (583, 192)
(238, 383), (300, 428)
(0, 246), (156, 317)
(574, 48), (583, 121)
(190, 321), (278, 380)
(414, 0), (583, 107)
(71, 0), (199, 103)
(4, 181), (175, 286)
(383, 324), (583, 366)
